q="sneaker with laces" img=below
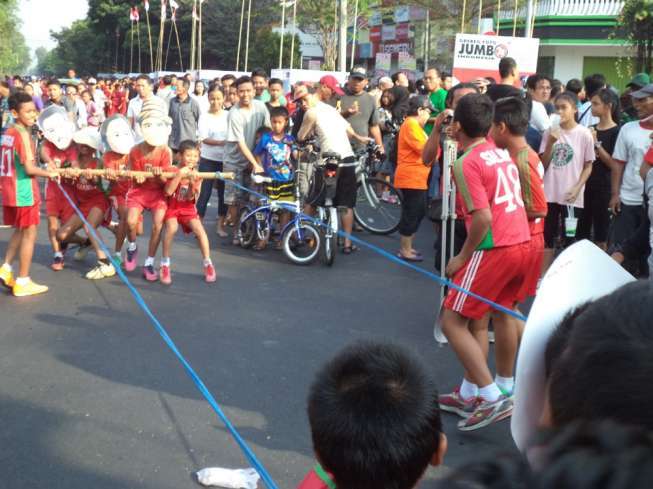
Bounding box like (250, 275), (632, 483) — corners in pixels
(51, 255), (65, 271)
(204, 263), (217, 283)
(86, 262), (116, 280)
(160, 265), (172, 285)
(143, 264), (157, 281)
(0, 267), (15, 289)
(457, 395), (513, 431)
(438, 389), (479, 418)
(74, 241), (91, 262)
(125, 246), (138, 272)
(13, 279), (48, 297)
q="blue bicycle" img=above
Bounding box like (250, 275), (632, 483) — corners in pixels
(238, 173), (322, 265)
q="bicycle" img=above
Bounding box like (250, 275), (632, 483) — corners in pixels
(237, 173), (321, 265)
(353, 141), (403, 235)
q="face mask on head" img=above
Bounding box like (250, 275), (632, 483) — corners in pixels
(101, 115), (135, 155)
(38, 106), (75, 150)
(141, 119), (171, 147)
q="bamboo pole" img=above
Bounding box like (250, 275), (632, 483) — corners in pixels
(496, 0), (501, 35)
(350, 0), (358, 70)
(290, 0), (297, 69)
(145, 6), (154, 71)
(199, 0), (203, 71)
(236, 0), (246, 70)
(130, 20), (134, 73)
(244, 0), (253, 71)
(173, 19), (184, 71)
(137, 19), (142, 72)
(460, 0), (467, 33)
(191, 0), (197, 70)
(477, 0), (483, 34)
(279, 0), (286, 69)
(513, 0), (518, 37)
(55, 168), (235, 181)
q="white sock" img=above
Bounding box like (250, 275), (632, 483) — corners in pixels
(160, 257), (171, 267)
(459, 378), (478, 400)
(15, 276), (29, 286)
(203, 257), (212, 267)
(54, 252), (63, 259)
(127, 241), (137, 252)
(1, 263), (13, 272)
(495, 376), (515, 395)
(144, 256), (155, 267)
(478, 383), (502, 403)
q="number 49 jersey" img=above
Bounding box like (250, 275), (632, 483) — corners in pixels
(453, 139), (530, 250)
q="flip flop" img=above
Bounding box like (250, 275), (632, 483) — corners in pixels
(342, 244), (359, 255)
(397, 252), (423, 263)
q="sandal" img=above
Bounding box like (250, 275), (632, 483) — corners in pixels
(342, 244), (359, 255)
(396, 252), (423, 262)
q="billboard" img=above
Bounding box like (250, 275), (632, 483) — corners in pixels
(452, 33), (540, 83)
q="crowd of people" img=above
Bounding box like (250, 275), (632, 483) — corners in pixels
(1, 59), (653, 489)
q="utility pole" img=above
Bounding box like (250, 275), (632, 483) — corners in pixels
(338, 0), (347, 72)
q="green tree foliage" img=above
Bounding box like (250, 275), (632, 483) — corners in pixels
(617, 0), (653, 73)
(0, 0), (31, 74)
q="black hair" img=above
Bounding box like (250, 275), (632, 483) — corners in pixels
(268, 105), (289, 120)
(178, 140), (199, 155)
(178, 79), (191, 90)
(391, 71), (405, 84)
(250, 68), (268, 80)
(8, 91), (34, 111)
(46, 78), (61, 88)
(425, 66), (440, 77)
(441, 71), (451, 80)
(221, 74), (236, 82)
(162, 75), (172, 86)
(548, 281), (653, 430)
(583, 73), (606, 99)
(454, 93), (494, 137)
(407, 95), (433, 116)
(550, 79), (563, 98)
(445, 82), (480, 109)
(207, 84), (225, 96)
(565, 78), (582, 95)
(493, 97), (530, 136)
(499, 57), (517, 79)
(308, 341), (442, 489)
(526, 74), (550, 91)
(591, 87), (621, 124)
(553, 91), (579, 119)
(268, 77), (283, 88)
(235, 75), (253, 88)
(136, 74), (152, 84)
(435, 452), (533, 489)
(544, 303), (588, 378)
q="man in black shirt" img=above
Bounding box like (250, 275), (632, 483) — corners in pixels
(485, 57), (522, 102)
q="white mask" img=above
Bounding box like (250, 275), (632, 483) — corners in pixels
(141, 119), (171, 147)
(101, 115), (135, 155)
(38, 106), (75, 150)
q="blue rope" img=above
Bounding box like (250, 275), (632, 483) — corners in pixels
(55, 182), (279, 489)
(228, 180), (528, 322)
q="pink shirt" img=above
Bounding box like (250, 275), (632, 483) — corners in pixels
(539, 124), (595, 208)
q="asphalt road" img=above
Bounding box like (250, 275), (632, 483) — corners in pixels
(0, 202), (517, 489)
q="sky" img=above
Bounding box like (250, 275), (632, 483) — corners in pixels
(18, 0), (89, 53)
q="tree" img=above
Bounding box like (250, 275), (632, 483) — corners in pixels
(0, 0), (31, 74)
(247, 28), (301, 72)
(617, 0), (653, 73)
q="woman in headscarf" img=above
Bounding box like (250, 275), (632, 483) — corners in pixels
(377, 86), (410, 199)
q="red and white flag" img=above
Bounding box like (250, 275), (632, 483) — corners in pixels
(129, 6), (139, 22)
(143, 0), (149, 12)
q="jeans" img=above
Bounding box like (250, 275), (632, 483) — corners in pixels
(196, 158), (227, 218)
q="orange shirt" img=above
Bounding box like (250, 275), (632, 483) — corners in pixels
(394, 117), (430, 190)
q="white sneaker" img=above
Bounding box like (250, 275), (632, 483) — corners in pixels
(86, 262), (116, 280)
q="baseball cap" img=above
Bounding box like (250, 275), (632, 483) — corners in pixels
(627, 73), (650, 90)
(319, 75), (344, 96)
(630, 83), (653, 99)
(349, 66), (368, 80)
(293, 83), (310, 102)
(88, 77), (97, 85)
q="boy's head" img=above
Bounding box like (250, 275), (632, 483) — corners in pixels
(235, 76), (254, 106)
(9, 92), (37, 127)
(268, 78), (283, 102)
(453, 93), (493, 140)
(490, 96), (530, 147)
(250, 68), (268, 96)
(269, 106), (289, 135)
(308, 342), (446, 489)
(178, 140), (200, 168)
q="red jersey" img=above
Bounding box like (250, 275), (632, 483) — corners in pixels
(168, 167), (201, 207)
(42, 141), (78, 169)
(103, 151), (131, 197)
(0, 125), (40, 207)
(453, 139), (530, 249)
(296, 466), (335, 489)
(645, 146), (653, 166)
(128, 143), (172, 192)
(74, 159), (105, 204)
(512, 147), (547, 235)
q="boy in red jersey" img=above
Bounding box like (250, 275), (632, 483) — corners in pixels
(0, 92), (57, 296)
(57, 128), (115, 280)
(38, 104), (88, 271)
(160, 140), (216, 284)
(438, 93), (530, 431)
(124, 98), (173, 280)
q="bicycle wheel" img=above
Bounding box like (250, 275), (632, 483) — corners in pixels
(238, 207), (256, 248)
(354, 177), (402, 235)
(282, 220), (321, 265)
(320, 229), (337, 267)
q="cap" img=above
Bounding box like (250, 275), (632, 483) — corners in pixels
(293, 83), (310, 102)
(73, 127), (101, 150)
(319, 75), (344, 96)
(349, 66), (368, 80)
(88, 77), (97, 85)
(630, 83), (653, 99)
(627, 73), (650, 90)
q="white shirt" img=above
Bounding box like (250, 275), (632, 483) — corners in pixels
(127, 94), (164, 137)
(192, 94), (210, 114)
(198, 110), (228, 161)
(530, 100), (551, 133)
(613, 121), (653, 205)
(578, 101), (599, 127)
(299, 101), (354, 159)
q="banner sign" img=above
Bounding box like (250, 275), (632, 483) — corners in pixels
(394, 5), (410, 23)
(381, 24), (396, 41)
(381, 42), (411, 54)
(452, 33), (540, 83)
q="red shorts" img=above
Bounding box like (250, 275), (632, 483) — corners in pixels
(3, 204), (40, 229)
(126, 187), (167, 213)
(517, 233), (544, 301)
(45, 182), (75, 222)
(109, 191), (127, 210)
(165, 203), (199, 234)
(444, 242), (529, 320)
(78, 194), (110, 218)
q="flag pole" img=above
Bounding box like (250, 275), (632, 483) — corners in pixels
(130, 16), (134, 73)
(350, 0), (358, 69)
(145, 2), (154, 71)
(137, 17), (142, 72)
(513, 0), (518, 36)
(165, 20), (172, 69)
(191, 0), (197, 70)
(244, 0), (252, 72)
(477, 0), (483, 34)
(496, 0), (501, 35)
(279, 0), (286, 69)
(173, 17), (184, 71)
(290, 0), (297, 69)
(198, 0), (203, 72)
(460, 0), (467, 33)
(236, 0), (246, 70)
